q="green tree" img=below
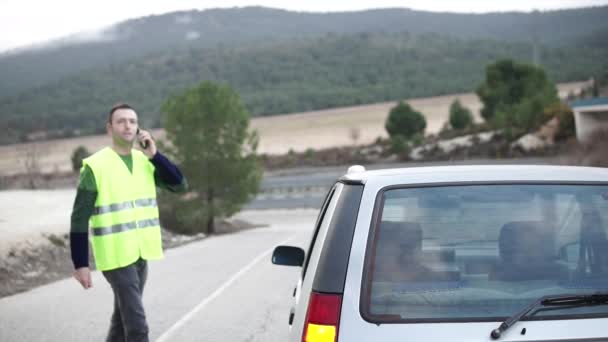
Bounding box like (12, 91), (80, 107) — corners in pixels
(476, 59), (558, 131)
(385, 101), (427, 140)
(449, 99), (474, 130)
(161, 81), (262, 234)
(70, 145), (90, 172)
(493, 83), (558, 133)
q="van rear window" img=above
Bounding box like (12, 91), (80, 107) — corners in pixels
(361, 184), (608, 323)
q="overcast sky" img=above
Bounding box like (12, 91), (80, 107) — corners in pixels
(1, 0), (607, 52)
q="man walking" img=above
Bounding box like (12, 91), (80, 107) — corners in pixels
(70, 103), (187, 342)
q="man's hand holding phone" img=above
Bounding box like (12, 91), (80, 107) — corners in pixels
(136, 128), (157, 158)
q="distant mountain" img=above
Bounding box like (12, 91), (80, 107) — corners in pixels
(1, 29), (606, 145)
(1, 6), (607, 97)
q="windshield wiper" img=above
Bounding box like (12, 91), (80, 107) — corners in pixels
(490, 292), (608, 340)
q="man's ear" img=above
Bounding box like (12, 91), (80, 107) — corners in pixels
(106, 122), (112, 136)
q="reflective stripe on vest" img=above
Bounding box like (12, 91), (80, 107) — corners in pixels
(92, 218), (160, 236)
(93, 197), (158, 215)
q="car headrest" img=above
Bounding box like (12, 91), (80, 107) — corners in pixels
(499, 221), (555, 265)
(378, 221), (422, 252)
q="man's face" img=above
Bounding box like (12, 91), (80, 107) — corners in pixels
(107, 108), (138, 147)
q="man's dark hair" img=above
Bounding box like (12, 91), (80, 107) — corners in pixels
(108, 103), (135, 123)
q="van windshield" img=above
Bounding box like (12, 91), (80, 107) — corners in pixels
(362, 184), (608, 323)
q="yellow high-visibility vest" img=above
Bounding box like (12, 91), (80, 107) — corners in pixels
(83, 147), (163, 271)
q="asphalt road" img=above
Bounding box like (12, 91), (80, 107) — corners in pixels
(0, 209), (316, 342)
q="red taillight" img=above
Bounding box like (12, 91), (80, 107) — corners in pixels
(302, 292), (343, 342)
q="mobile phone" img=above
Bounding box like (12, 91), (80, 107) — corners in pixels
(136, 128), (149, 149)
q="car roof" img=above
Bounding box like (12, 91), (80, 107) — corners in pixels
(340, 164), (608, 186)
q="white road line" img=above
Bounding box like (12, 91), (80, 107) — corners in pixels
(155, 235), (297, 342)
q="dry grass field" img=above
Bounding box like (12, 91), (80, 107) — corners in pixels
(0, 81), (589, 176)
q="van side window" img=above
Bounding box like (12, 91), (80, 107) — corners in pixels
(301, 185), (336, 279)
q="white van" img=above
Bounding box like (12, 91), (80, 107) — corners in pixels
(273, 165), (608, 341)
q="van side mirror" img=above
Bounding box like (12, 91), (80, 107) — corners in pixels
(272, 246), (305, 267)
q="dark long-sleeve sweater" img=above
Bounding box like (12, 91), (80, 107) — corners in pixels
(69, 151), (187, 269)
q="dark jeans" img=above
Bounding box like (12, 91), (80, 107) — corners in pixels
(102, 258), (149, 342)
